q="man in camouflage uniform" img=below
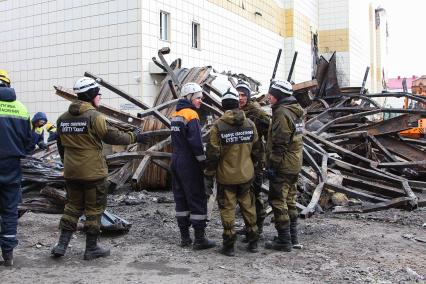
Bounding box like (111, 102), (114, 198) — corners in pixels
(265, 80), (304, 252)
(51, 77), (146, 260)
(204, 87), (261, 256)
(236, 81), (270, 236)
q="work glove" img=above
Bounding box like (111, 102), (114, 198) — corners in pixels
(135, 133), (146, 144)
(133, 129), (151, 144)
(37, 141), (48, 150)
(204, 175), (214, 196)
(266, 168), (276, 180)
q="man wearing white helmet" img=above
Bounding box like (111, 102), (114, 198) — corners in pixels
(265, 79), (304, 252)
(204, 87), (261, 256)
(52, 77), (146, 260)
(170, 82), (216, 250)
(236, 80), (270, 238)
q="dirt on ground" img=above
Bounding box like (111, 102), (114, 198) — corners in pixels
(1, 188), (425, 284)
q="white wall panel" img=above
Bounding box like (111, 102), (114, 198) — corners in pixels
(0, 0), (141, 122)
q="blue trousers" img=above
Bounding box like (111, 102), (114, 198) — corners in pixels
(171, 154), (207, 229)
(0, 158), (21, 252)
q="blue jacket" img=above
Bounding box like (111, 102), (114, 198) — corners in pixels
(170, 99), (205, 162)
(30, 111), (47, 152)
(0, 87), (32, 160)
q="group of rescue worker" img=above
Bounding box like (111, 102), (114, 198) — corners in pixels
(0, 69), (303, 266)
(171, 79), (304, 256)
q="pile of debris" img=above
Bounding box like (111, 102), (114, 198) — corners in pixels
(21, 48), (425, 222)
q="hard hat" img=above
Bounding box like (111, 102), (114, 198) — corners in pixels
(236, 81), (252, 97)
(0, 69), (11, 86)
(46, 122), (56, 132)
(222, 87), (239, 102)
(73, 77), (99, 94)
(221, 87), (240, 110)
(73, 77), (100, 101)
(181, 82), (202, 99)
(269, 79), (293, 98)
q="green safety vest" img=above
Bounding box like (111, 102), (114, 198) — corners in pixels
(0, 100), (30, 120)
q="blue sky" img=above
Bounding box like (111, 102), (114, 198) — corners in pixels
(382, 1), (425, 77)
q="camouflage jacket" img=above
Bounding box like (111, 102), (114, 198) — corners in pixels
(205, 109), (260, 185)
(242, 101), (270, 169)
(266, 98), (304, 175)
(57, 100), (136, 181)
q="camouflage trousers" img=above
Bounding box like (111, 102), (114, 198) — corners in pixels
(59, 179), (107, 235)
(217, 181), (258, 246)
(252, 169), (266, 223)
(268, 174), (298, 229)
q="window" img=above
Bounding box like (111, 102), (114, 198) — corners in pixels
(192, 22), (200, 49)
(160, 11), (170, 41)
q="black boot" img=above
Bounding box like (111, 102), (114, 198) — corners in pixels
(290, 218), (303, 249)
(51, 230), (73, 257)
(220, 244), (235, 257)
(179, 227), (192, 247)
(2, 250), (13, 267)
(247, 240), (258, 253)
(83, 234), (110, 260)
(265, 225), (292, 252)
(236, 226), (247, 235)
(220, 235), (236, 257)
(193, 228), (216, 250)
(257, 219), (264, 236)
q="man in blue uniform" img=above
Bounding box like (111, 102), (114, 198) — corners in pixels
(170, 82), (216, 250)
(30, 112), (48, 152)
(0, 69), (32, 266)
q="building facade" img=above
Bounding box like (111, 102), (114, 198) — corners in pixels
(0, 0), (388, 122)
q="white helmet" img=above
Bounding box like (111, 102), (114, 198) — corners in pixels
(269, 79), (293, 96)
(222, 87), (239, 102)
(73, 77), (99, 94)
(181, 82), (202, 99)
(236, 81), (251, 94)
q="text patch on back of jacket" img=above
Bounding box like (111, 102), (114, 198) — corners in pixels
(59, 118), (89, 134)
(219, 127), (254, 145)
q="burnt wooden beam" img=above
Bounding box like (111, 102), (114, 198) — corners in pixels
(329, 156), (418, 208)
(151, 159), (170, 172)
(201, 101), (223, 117)
(326, 131), (368, 141)
(305, 97), (350, 129)
(158, 47), (181, 90)
(303, 147), (322, 177)
(349, 114), (421, 136)
(131, 137), (172, 187)
(325, 182), (388, 203)
(300, 153), (328, 218)
(84, 71), (151, 110)
(106, 151), (171, 163)
(341, 172), (405, 198)
(54, 86), (143, 128)
(203, 84), (223, 110)
(136, 99), (178, 128)
(108, 161), (133, 189)
(292, 79), (317, 92)
(377, 160), (426, 169)
(367, 134), (398, 162)
(377, 136), (426, 162)
(306, 131), (373, 166)
(315, 109), (381, 134)
(332, 197), (414, 214)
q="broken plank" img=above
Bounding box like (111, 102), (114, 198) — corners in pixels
(106, 151), (171, 163)
(332, 197), (414, 214)
(325, 182), (388, 203)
